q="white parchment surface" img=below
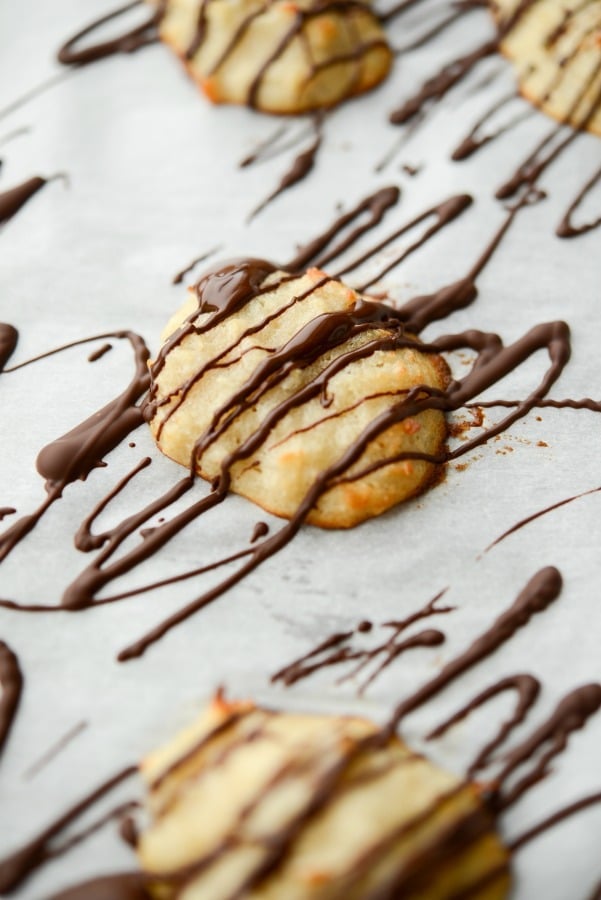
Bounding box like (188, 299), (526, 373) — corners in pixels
(1, 1), (600, 897)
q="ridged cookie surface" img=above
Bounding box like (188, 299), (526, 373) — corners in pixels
(493, 0), (601, 135)
(137, 694), (511, 899)
(147, 260), (449, 529)
(151, 0), (392, 113)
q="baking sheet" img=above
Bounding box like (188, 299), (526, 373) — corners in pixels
(1, 0), (601, 896)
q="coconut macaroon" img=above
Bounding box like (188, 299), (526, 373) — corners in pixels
(137, 694), (510, 899)
(493, 0), (601, 136)
(147, 260), (449, 529)
(150, 0), (392, 113)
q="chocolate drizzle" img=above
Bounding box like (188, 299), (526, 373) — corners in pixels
(389, 40), (498, 126)
(248, 115), (323, 222)
(0, 641), (23, 758)
(387, 567), (562, 731)
(491, 683), (601, 811)
(483, 485), (601, 553)
(0, 323), (18, 372)
(271, 589), (453, 692)
(556, 163), (601, 238)
(172, 245), (221, 285)
(427, 674), (541, 777)
(0, 331), (150, 565)
(0, 174), (65, 225)
(57, 1), (163, 66)
(48, 872), (152, 900)
(452, 90), (534, 161)
(509, 790), (601, 851)
(286, 185), (401, 271)
(0, 766), (137, 893)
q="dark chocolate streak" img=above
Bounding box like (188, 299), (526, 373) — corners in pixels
(88, 343), (113, 363)
(248, 115), (323, 222)
(556, 163), (601, 238)
(48, 872), (152, 900)
(509, 790), (601, 851)
(172, 245), (221, 285)
(0, 331), (149, 567)
(491, 683), (601, 811)
(427, 674), (541, 777)
(0, 323), (18, 372)
(0, 766), (136, 893)
(57, 1), (163, 66)
(389, 40), (498, 125)
(0, 641), (23, 758)
(452, 90), (534, 161)
(483, 485), (601, 553)
(496, 59), (601, 201)
(0, 175), (63, 225)
(286, 185), (401, 272)
(387, 567), (562, 731)
(22, 720), (89, 781)
(271, 588), (453, 691)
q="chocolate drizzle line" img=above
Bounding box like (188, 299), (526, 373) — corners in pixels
(509, 790), (601, 851)
(483, 484), (601, 553)
(247, 114), (323, 222)
(0, 766), (137, 893)
(490, 683), (601, 811)
(0, 640), (23, 758)
(0, 71), (73, 124)
(0, 323), (18, 372)
(556, 163), (601, 238)
(88, 343), (113, 363)
(48, 872), (153, 900)
(452, 89), (535, 161)
(0, 331), (150, 565)
(0, 174), (66, 225)
(285, 185), (401, 272)
(172, 245), (221, 285)
(427, 674), (541, 777)
(271, 588), (453, 692)
(387, 567), (562, 732)
(57, 1), (163, 66)
(22, 720), (89, 781)
(389, 40), (498, 126)
(496, 61), (601, 201)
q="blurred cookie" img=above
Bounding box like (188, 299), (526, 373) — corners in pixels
(137, 693), (510, 899)
(147, 259), (449, 528)
(493, 0), (601, 135)
(152, 0), (392, 113)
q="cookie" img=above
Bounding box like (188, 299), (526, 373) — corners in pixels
(151, 0), (392, 113)
(137, 693), (510, 899)
(493, 0), (601, 135)
(147, 260), (449, 529)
